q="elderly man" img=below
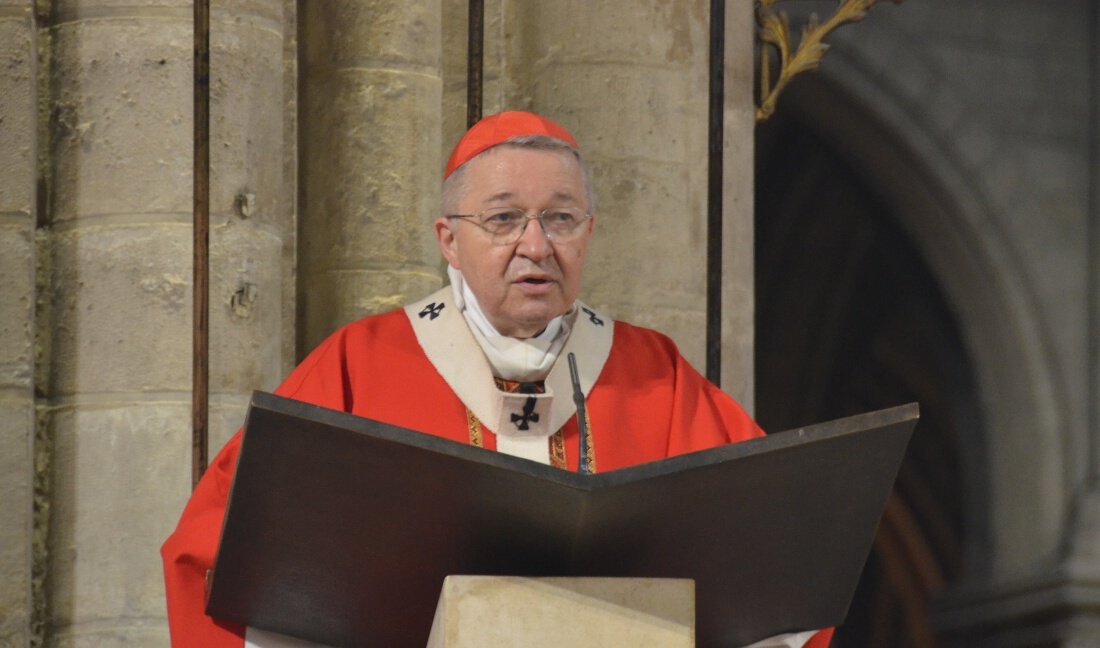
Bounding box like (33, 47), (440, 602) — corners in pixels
(162, 111), (833, 648)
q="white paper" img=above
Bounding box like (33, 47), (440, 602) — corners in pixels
(244, 626), (332, 648)
(741, 630), (819, 648)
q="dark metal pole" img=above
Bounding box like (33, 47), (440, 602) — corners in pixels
(706, 0), (725, 386)
(192, 0), (210, 489)
(467, 0), (484, 127)
(1087, 0), (1100, 487)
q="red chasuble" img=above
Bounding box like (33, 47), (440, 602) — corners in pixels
(161, 296), (833, 648)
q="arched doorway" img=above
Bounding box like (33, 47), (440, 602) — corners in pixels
(755, 95), (985, 647)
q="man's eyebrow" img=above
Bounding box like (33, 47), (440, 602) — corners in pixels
(485, 192), (515, 203)
(483, 190), (579, 204)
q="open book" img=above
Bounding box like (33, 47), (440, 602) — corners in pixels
(207, 392), (917, 647)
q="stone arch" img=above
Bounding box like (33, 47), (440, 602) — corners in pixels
(756, 97), (981, 644)
(771, 54), (1065, 580)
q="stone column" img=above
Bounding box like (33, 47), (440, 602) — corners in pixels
(42, 1), (292, 644)
(462, 0), (756, 402)
(499, 1), (711, 365)
(0, 3), (38, 644)
(440, 0), (477, 147)
(721, 4), (756, 406)
(205, 0), (296, 450)
(298, 1), (444, 353)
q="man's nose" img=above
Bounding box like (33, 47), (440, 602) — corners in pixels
(514, 216), (553, 260)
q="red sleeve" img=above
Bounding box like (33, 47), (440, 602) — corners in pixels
(160, 325), (362, 646)
(590, 323), (765, 468)
(160, 435), (247, 648)
(806, 628), (835, 647)
(663, 333), (766, 456)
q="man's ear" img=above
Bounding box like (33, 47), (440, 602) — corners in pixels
(434, 217), (461, 269)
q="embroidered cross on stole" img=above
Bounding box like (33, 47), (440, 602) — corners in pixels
(465, 378), (596, 472)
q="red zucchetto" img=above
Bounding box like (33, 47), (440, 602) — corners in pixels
(444, 110), (580, 178)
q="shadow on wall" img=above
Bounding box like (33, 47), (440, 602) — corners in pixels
(754, 91), (985, 648)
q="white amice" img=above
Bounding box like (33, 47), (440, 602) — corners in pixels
(244, 627), (330, 648)
(450, 264), (571, 382)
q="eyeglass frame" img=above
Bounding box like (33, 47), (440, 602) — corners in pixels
(444, 206), (593, 245)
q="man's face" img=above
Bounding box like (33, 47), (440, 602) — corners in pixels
(435, 146), (595, 338)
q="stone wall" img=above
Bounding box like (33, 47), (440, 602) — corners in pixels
(298, 0), (444, 353)
(0, 3), (38, 645)
(27, 0), (295, 644)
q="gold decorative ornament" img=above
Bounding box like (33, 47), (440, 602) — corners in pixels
(756, 0), (902, 122)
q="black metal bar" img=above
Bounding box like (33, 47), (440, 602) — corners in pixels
(192, 0), (210, 489)
(1088, 0), (1100, 487)
(706, 0), (725, 386)
(467, 0), (484, 127)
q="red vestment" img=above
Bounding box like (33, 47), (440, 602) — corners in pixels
(161, 307), (833, 648)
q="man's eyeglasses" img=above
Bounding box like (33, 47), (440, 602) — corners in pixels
(446, 207), (592, 245)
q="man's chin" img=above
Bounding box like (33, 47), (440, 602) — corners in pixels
(494, 304), (566, 339)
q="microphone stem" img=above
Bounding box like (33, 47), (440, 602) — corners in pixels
(567, 352), (590, 474)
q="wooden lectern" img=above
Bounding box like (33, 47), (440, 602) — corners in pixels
(206, 392), (917, 647)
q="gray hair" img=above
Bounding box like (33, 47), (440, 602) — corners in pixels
(441, 134), (597, 216)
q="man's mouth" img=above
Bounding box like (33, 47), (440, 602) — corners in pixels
(513, 275), (556, 294)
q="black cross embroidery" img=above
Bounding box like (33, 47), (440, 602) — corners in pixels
(418, 302), (445, 320)
(581, 307), (604, 326)
(511, 396), (540, 431)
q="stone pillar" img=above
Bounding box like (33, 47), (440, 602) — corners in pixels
(499, 1), (712, 368)
(0, 3), (38, 644)
(446, 1), (757, 402)
(42, 1), (293, 644)
(440, 0), (477, 147)
(205, 0), (296, 450)
(298, 1), (444, 353)
(721, 4), (756, 407)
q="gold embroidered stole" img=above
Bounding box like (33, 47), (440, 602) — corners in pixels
(465, 378), (597, 472)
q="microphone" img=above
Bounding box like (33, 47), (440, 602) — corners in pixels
(567, 352), (590, 474)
